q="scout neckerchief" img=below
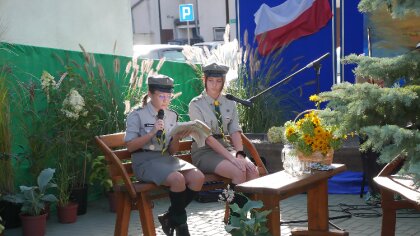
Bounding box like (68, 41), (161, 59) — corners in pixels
(155, 112), (167, 154)
(213, 100), (229, 143)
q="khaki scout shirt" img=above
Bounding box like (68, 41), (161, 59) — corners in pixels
(189, 91), (242, 135)
(125, 102), (178, 151)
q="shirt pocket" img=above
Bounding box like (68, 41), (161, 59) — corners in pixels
(223, 116), (232, 133)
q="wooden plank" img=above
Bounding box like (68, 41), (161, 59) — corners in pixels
(374, 176), (420, 209)
(99, 132), (126, 147)
(257, 194), (281, 236)
(236, 164), (346, 197)
(307, 180), (329, 231)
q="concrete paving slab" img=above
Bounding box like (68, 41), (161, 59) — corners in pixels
(4, 194), (420, 236)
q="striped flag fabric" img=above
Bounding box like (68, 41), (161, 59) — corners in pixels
(254, 0), (333, 56)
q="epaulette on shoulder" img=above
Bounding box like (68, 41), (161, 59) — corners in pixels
(168, 108), (179, 119)
(131, 104), (144, 112)
(190, 95), (203, 103)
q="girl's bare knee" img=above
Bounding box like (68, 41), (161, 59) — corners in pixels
(231, 169), (246, 184)
(186, 170), (205, 190)
(166, 172), (185, 188)
(247, 170), (259, 181)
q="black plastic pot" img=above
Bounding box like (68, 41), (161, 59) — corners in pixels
(70, 184), (88, 215)
(0, 200), (22, 228)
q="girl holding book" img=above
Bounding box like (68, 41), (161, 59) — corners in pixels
(125, 74), (204, 236)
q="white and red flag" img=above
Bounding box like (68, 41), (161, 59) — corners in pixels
(254, 0), (333, 56)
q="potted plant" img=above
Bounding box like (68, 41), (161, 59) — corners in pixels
(282, 109), (346, 166)
(3, 168), (58, 236)
(0, 216), (4, 236)
(0, 67), (22, 229)
(220, 186), (272, 236)
(89, 155), (114, 212)
(55, 160), (78, 223)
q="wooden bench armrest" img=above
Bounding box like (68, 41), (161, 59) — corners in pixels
(374, 175), (420, 209)
(378, 155), (406, 176)
(241, 133), (268, 176)
(95, 135), (137, 199)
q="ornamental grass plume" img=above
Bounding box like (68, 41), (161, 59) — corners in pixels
(183, 24), (302, 133)
(284, 110), (345, 157)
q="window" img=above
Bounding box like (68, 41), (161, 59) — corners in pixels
(213, 27), (225, 41)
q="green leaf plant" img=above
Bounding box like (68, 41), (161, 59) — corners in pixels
(220, 185), (272, 236)
(3, 168), (58, 216)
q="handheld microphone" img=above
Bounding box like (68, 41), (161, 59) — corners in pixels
(225, 94), (253, 107)
(156, 109), (164, 139)
(305, 52), (330, 69)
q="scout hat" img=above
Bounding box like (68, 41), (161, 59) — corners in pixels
(202, 62), (229, 78)
(147, 74), (174, 93)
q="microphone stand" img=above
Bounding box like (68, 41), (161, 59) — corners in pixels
(247, 52), (329, 103)
(248, 65), (306, 103)
(314, 62), (322, 94)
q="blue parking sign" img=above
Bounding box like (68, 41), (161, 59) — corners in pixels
(179, 4), (194, 22)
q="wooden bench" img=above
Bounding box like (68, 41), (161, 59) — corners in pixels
(373, 155), (420, 236)
(95, 132), (268, 236)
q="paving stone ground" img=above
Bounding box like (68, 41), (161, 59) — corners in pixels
(4, 194), (420, 236)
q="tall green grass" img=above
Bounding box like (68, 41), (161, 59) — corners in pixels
(0, 67), (15, 194)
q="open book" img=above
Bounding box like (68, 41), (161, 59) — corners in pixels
(166, 119), (211, 147)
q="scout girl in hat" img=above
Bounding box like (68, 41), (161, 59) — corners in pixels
(188, 62), (259, 221)
(125, 74), (204, 236)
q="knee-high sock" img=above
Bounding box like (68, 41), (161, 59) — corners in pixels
(184, 187), (198, 208)
(169, 191), (187, 226)
(230, 184), (248, 217)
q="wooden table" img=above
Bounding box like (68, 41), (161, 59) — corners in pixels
(236, 164), (348, 236)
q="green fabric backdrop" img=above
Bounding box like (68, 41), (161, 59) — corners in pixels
(0, 43), (201, 199)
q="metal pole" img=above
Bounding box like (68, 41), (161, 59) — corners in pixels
(158, 0), (163, 43)
(367, 27), (372, 57)
(187, 21), (190, 45)
(195, 0), (200, 36)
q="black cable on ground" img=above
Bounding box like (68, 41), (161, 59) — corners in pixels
(331, 203), (382, 218)
(280, 203), (381, 225)
(396, 210), (420, 219)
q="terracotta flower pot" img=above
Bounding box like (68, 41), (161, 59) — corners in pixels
(57, 202), (78, 224)
(20, 213), (47, 236)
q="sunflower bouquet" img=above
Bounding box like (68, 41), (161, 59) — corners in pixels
(283, 110), (345, 164)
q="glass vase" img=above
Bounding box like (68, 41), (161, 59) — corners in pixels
(281, 144), (303, 176)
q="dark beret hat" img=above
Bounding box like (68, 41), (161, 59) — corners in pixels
(202, 62), (229, 77)
(147, 74), (174, 93)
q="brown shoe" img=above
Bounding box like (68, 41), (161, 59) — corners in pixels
(175, 223), (190, 236)
(158, 212), (174, 236)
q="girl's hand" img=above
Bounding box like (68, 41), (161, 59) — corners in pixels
(230, 156), (246, 172)
(152, 119), (164, 135)
(244, 158), (258, 173)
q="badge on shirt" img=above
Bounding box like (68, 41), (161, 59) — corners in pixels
(144, 123), (154, 127)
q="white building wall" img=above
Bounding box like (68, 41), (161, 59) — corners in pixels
(132, 0), (159, 45)
(198, 0), (227, 41)
(132, 0), (238, 44)
(0, 0), (133, 56)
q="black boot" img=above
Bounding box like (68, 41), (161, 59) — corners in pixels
(158, 210), (175, 236)
(159, 190), (188, 236)
(175, 223), (191, 236)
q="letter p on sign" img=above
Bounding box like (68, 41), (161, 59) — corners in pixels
(179, 4), (194, 22)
